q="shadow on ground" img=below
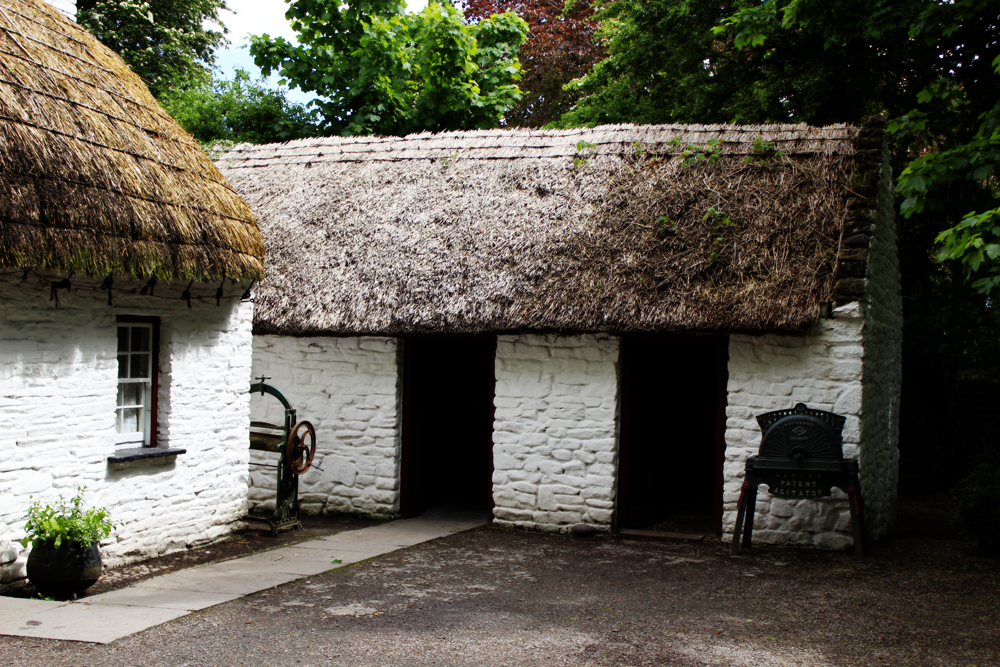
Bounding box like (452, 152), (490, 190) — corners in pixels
(2, 507), (998, 667)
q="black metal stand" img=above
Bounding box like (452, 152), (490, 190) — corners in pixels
(731, 468), (867, 562)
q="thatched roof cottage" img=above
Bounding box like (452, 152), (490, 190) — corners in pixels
(218, 119), (900, 549)
(0, 0), (263, 591)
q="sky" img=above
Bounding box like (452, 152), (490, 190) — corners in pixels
(213, 0), (428, 104)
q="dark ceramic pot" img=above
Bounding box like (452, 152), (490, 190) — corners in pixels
(26, 540), (102, 598)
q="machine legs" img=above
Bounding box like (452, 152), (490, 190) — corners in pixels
(731, 477), (759, 555)
(731, 476), (867, 562)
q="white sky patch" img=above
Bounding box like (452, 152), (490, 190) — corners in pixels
(212, 0), (429, 104)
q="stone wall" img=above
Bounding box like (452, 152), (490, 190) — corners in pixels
(0, 272), (254, 592)
(249, 336), (401, 518)
(723, 305), (865, 549)
(491, 334), (620, 532)
(857, 144), (902, 538)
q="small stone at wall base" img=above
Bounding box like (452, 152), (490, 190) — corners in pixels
(571, 523), (597, 538)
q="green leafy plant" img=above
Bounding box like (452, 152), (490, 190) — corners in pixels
(703, 207), (733, 259)
(680, 137), (722, 165)
(20, 488), (116, 549)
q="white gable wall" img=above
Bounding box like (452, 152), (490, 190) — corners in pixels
(248, 336), (400, 517)
(724, 305), (865, 549)
(0, 273), (253, 592)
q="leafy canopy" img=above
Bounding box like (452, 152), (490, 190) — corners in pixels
(21, 487), (116, 548)
(710, 0), (1000, 294)
(249, 0), (529, 136)
(463, 0), (604, 127)
(160, 69), (321, 145)
(77, 0), (229, 97)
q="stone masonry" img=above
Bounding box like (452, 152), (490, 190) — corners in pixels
(723, 305), (865, 549)
(857, 143), (903, 538)
(249, 336), (400, 518)
(491, 334), (620, 532)
(0, 272), (254, 592)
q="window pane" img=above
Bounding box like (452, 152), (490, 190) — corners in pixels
(130, 353), (149, 379)
(118, 354), (129, 378)
(118, 382), (144, 408)
(117, 327), (129, 352)
(118, 407), (141, 433)
(131, 326), (150, 352)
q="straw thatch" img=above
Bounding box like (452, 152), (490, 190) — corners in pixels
(0, 0), (263, 282)
(218, 123), (885, 336)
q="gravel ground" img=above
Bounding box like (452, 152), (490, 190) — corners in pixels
(3, 523), (998, 667)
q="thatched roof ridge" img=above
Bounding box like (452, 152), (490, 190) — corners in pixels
(218, 123), (883, 336)
(0, 0), (264, 282)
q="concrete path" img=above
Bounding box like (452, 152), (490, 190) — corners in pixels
(0, 514), (486, 644)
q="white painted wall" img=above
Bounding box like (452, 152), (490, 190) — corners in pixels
(0, 272), (254, 592)
(249, 336), (400, 518)
(723, 304), (865, 549)
(491, 334), (620, 532)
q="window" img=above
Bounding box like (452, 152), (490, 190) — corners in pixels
(116, 316), (159, 447)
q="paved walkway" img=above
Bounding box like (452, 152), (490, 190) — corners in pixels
(0, 514), (486, 644)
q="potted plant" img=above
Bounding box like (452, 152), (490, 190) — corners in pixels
(20, 487), (116, 598)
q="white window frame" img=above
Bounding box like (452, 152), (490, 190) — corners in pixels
(115, 321), (155, 447)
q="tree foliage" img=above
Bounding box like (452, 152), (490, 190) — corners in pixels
(713, 0), (1000, 294)
(558, 0), (1000, 497)
(77, 0), (229, 97)
(463, 0), (604, 127)
(159, 70), (321, 145)
(249, 0), (529, 136)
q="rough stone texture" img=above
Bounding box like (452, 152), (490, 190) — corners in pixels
(249, 336), (401, 517)
(0, 272), (254, 589)
(722, 146), (901, 549)
(857, 144), (902, 539)
(491, 334), (620, 532)
(723, 304), (865, 549)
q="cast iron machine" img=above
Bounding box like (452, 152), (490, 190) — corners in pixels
(246, 378), (317, 533)
(731, 403), (867, 562)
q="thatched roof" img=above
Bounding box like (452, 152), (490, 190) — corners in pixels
(218, 122), (886, 336)
(0, 0), (263, 282)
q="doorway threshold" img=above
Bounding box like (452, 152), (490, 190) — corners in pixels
(618, 528), (706, 542)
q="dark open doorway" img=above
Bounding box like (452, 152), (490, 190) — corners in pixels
(399, 336), (496, 518)
(616, 334), (729, 533)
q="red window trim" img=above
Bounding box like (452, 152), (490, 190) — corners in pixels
(116, 315), (160, 448)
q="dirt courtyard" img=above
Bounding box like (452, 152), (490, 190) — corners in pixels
(3, 520), (998, 667)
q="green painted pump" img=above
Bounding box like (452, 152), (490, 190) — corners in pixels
(246, 378), (317, 533)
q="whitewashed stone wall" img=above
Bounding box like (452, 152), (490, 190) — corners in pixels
(723, 305), (865, 549)
(0, 272), (254, 592)
(491, 334), (619, 532)
(249, 336), (400, 518)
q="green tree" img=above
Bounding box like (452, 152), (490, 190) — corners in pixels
(464, 0), (604, 127)
(159, 69), (321, 145)
(712, 0), (1000, 293)
(562, 0), (1000, 542)
(248, 0), (529, 136)
(77, 0), (229, 97)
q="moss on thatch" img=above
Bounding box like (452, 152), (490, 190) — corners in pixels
(217, 123), (884, 336)
(0, 0), (263, 282)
